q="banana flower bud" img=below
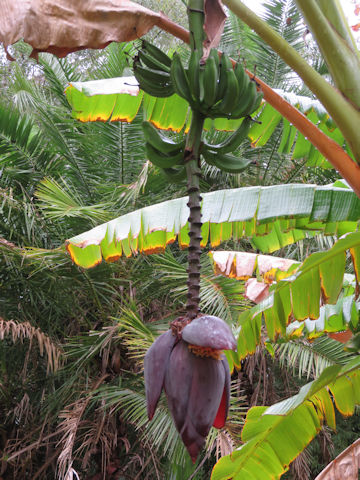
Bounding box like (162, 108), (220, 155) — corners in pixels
(144, 315), (236, 462)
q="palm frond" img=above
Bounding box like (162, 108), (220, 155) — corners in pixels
(95, 41), (138, 80)
(36, 177), (112, 222)
(0, 317), (63, 373)
(144, 251), (249, 324)
(0, 102), (55, 189)
(93, 385), (190, 468)
(39, 54), (81, 107)
(276, 336), (355, 379)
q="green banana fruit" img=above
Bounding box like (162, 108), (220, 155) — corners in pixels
(162, 166), (187, 183)
(209, 49), (220, 74)
(248, 89), (264, 115)
(134, 64), (171, 85)
(142, 121), (185, 154)
(170, 52), (193, 103)
(234, 62), (249, 99)
(202, 150), (252, 173)
(215, 53), (232, 103)
(231, 79), (258, 118)
(146, 143), (184, 169)
(198, 64), (206, 104)
(203, 54), (218, 107)
(188, 49), (202, 101)
(214, 62), (239, 116)
(134, 70), (174, 97)
(138, 49), (171, 73)
(142, 40), (172, 70)
(202, 116), (251, 154)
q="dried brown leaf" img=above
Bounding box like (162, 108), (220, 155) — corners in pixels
(215, 430), (234, 461)
(0, 0), (163, 59)
(0, 237), (16, 249)
(210, 251), (297, 283)
(244, 278), (269, 304)
(202, 0), (227, 60)
(56, 376), (108, 480)
(0, 318), (62, 373)
(315, 438), (360, 480)
(290, 449), (311, 480)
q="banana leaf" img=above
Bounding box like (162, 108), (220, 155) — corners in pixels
(209, 250), (298, 282)
(211, 357), (360, 480)
(65, 183), (360, 268)
(233, 232), (360, 361)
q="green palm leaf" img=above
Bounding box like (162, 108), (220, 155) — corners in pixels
(0, 102), (56, 187)
(277, 336), (355, 380)
(36, 177), (112, 222)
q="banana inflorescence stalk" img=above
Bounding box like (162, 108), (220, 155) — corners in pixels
(141, 0), (258, 464)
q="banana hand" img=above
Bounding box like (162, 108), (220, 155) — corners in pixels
(141, 40), (172, 71)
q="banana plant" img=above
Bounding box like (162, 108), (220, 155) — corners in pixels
(2, 0), (360, 477)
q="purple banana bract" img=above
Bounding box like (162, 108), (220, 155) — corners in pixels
(144, 315), (236, 462)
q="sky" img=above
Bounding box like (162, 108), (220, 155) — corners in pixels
(242, 0), (360, 40)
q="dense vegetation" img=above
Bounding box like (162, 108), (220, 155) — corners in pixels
(0, 1), (359, 479)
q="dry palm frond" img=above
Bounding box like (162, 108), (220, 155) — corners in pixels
(215, 430), (235, 461)
(77, 403), (118, 474)
(0, 236), (16, 249)
(56, 397), (90, 479)
(10, 393), (31, 426)
(56, 375), (108, 480)
(91, 325), (120, 374)
(64, 468), (80, 480)
(0, 318), (63, 373)
(245, 345), (276, 406)
(290, 449), (312, 480)
(4, 426), (60, 478)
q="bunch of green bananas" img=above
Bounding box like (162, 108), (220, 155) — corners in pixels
(143, 121), (187, 183)
(171, 49), (263, 119)
(133, 40), (174, 98)
(201, 116), (252, 172)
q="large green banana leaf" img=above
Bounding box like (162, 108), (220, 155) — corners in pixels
(231, 231), (360, 363)
(211, 356), (360, 480)
(65, 183), (360, 268)
(209, 249), (358, 371)
(65, 78), (346, 168)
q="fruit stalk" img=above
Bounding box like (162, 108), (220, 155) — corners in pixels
(185, 111), (205, 320)
(184, 0), (205, 320)
(188, 0), (205, 53)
